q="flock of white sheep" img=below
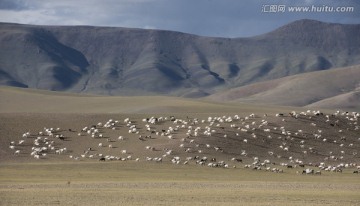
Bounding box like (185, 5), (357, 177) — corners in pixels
(8, 110), (360, 174)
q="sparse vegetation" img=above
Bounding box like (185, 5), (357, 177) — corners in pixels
(1, 162), (359, 206)
(1, 88), (359, 205)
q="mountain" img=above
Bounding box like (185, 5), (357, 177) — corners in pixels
(207, 64), (360, 111)
(0, 19), (359, 97)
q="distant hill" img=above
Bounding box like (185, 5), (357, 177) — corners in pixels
(0, 19), (359, 98)
(207, 65), (360, 111)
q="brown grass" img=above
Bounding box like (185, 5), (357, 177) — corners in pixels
(1, 162), (359, 206)
(1, 87), (359, 205)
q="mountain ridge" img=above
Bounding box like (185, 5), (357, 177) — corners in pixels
(0, 19), (359, 99)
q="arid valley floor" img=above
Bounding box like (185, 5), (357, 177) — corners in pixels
(0, 86), (359, 205)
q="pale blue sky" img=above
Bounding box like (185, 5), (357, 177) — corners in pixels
(0, 0), (359, 37)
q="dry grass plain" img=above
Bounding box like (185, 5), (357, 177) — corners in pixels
(1, 86), (359, 206)
(1, 162), (360, 206)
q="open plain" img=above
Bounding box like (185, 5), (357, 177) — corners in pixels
(0, 86), (359, 205)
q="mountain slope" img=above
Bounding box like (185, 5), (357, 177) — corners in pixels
(307, 91), (360, 110)
(0, 19), (359, 97)
(207, 65), (360, 110)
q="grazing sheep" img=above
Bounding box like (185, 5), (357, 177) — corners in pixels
(315, 171), (322, 175)
(7, 109), (360, 176)
(302, 169), (314, 175)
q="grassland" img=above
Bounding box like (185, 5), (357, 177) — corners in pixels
(1, 162), (360, 206)
(0, 86), (297, 114)
(1, 86), (359, 205)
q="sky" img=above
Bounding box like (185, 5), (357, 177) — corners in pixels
(0, 0), (359, 37)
